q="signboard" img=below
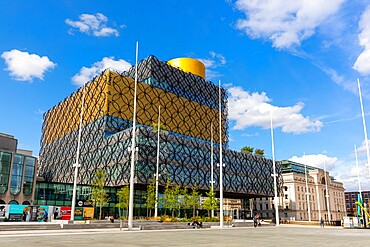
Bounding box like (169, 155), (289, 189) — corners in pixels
(61, 206), (71, 220)
(76, 200), (93, 207)
(83, 207), (94, 220)
(8, 205), (27, 222)
(74, 207), (83, 221)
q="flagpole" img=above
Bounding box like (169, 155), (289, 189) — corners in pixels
(270, 110), (279, 226)
(358, 78), (370, 177)
(323, 160), (331, 223)
(355, 144), (363, 202)
(219, 80), (224, 228)
(211, 123), (214, 218)
(71, 82), (86, 221)
(304, 156), (311, 221)
(128, 41), (139, 231)
(154, 106), (161, 218)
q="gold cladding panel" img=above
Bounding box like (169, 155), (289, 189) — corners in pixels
(42, 73), (109, 144)
(107, 72), (226, 143)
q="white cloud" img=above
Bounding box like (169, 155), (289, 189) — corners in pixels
(353, 7), (370, 75)
(235, 0), (345, 49)
(72, 57), (131, 86)
(228, 86), (323, 134)
(66, 13), (119, 37)
(1, 49), (56, 81)
(198, 51), (226, 79)
(289, 154), (337, 171)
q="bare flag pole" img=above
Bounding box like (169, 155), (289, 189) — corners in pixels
(270, 110), (279, 226)
(219, 80), (224, 228)
(154, 105), (161, 218)
(358, 78), (370, 177)
(128, 41), (139, 231)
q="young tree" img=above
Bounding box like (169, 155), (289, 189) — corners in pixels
(179, 187), (189, 218)
(241, 146), (254, 154)
(202, 189), (219, 217)
(186, 186), (200, 218)
(162, 180), (180, 218)
(255, 149), (265, 156)
(116, 185), (129, 219)
(89, 169), (110, 220)
(143, 177), (156, 217)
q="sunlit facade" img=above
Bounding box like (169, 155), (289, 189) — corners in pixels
(0, 133), (37, 205)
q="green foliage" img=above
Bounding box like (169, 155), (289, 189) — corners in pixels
(115, 185), (129, 219)
(152, 122), (167, 133)
(241, 146), (254, 154)
(255, 149), (265, 156)
(162, 180), (180, 218)
(186, 186), (200, 218)
(202, 189), (219, 217)
(143, 176), (156, 217)
(89, 169), (110, 219)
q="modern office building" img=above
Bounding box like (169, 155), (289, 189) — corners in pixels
(345, 191), (370, 215)
(254, 160), (346, 222)
(0, 133), (38, 205)
(36, 56), (283, 217)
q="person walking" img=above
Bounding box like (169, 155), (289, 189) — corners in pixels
(320, 217), (324, 228)
(26, 208), (31, 222)
(253, 214), (258, 228)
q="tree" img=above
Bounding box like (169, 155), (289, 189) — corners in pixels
(143, 176), (156, 217)
(186, 186), (200, 218)
(241, 146), (254, 154)
(162, 180), (180, 218)
(152, 122), (167, 132)
(89, 169), (110, 220)
(255, 149), (265, 156)
(202, 189), (219, 217)
(116, 185), (129, 219)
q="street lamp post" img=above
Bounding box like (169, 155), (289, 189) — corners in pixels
(270, 110), (279, 226)
(128, 42), (139, 231)
(154, 105), (161, 218)
(71, 82), (86, 221)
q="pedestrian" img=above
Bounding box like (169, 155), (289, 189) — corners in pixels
(320, 217), (324, 228)
(253, 214), (258, 228)
(53, 208), (59, 220)
(26, 208), (31, 222)
(43, 211), (48, 222)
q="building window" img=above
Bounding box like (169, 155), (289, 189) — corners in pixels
(284, 186), (288, 191)
(0, 151), (12, 193)
(10, 154), (24, 195)
(23, 157), (36, 196)
(297, 186), (300, 192)
(285, 195), (288, 199)
(266, 204), (269, 210)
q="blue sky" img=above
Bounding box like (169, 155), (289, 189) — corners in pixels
(1, 0), (370, 191)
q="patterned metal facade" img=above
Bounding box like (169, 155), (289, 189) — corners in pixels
(39, 56), (282, 198)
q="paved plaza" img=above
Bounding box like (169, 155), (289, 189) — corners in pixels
(0, 225), (370, 247)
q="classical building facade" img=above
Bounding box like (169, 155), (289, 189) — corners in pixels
(36, 56), (283, 216)
(0, 133), (38, 205)
(254, 160), (346, 222)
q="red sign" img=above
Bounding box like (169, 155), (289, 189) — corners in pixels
(60, 206), (71, 220)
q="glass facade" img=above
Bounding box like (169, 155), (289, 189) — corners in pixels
(0, 151), (12, 194)
(10, 154), (24, 195)
(23, 157), (36, 196)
